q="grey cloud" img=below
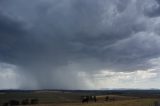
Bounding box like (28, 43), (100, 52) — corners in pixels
(103, 32), (160, 71)
(0, 0), (160, 89)
(0, 12), (28, 63)
(144, 0), (160, 17)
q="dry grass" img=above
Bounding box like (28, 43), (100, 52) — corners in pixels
(23, 99), (159, 106)
(0, 91), (160, 106)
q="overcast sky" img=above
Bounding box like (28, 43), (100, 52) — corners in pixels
(0, 0), (160, 90)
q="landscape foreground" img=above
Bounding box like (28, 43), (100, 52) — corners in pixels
(0, 90), (160, 106)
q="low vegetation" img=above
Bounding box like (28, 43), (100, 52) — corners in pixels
(0, 90), (160, 106)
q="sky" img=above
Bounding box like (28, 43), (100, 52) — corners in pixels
(0, 0), (160, 90)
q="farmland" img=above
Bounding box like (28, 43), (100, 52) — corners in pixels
(0, 90), (160, 106)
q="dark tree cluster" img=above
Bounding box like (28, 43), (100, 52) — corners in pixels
(81, 95), (97, 103)
(2, 98), (39, 106)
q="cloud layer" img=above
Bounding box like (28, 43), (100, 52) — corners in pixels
(0, 0), (160, 89)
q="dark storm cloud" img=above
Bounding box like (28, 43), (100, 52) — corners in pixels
(0, 12), (27, 63)
(144, 0), (160, 17)
(0, 0), (160, 89)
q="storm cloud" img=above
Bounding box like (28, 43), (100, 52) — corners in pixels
(0, 0), (160, 89)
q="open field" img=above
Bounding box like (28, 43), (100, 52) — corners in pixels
(0, 90), (160, 106)
(38, 99), (160, 106)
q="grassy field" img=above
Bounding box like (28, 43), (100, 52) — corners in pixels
(0, 91), (160, 106)
(46, 99), (159, 106)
